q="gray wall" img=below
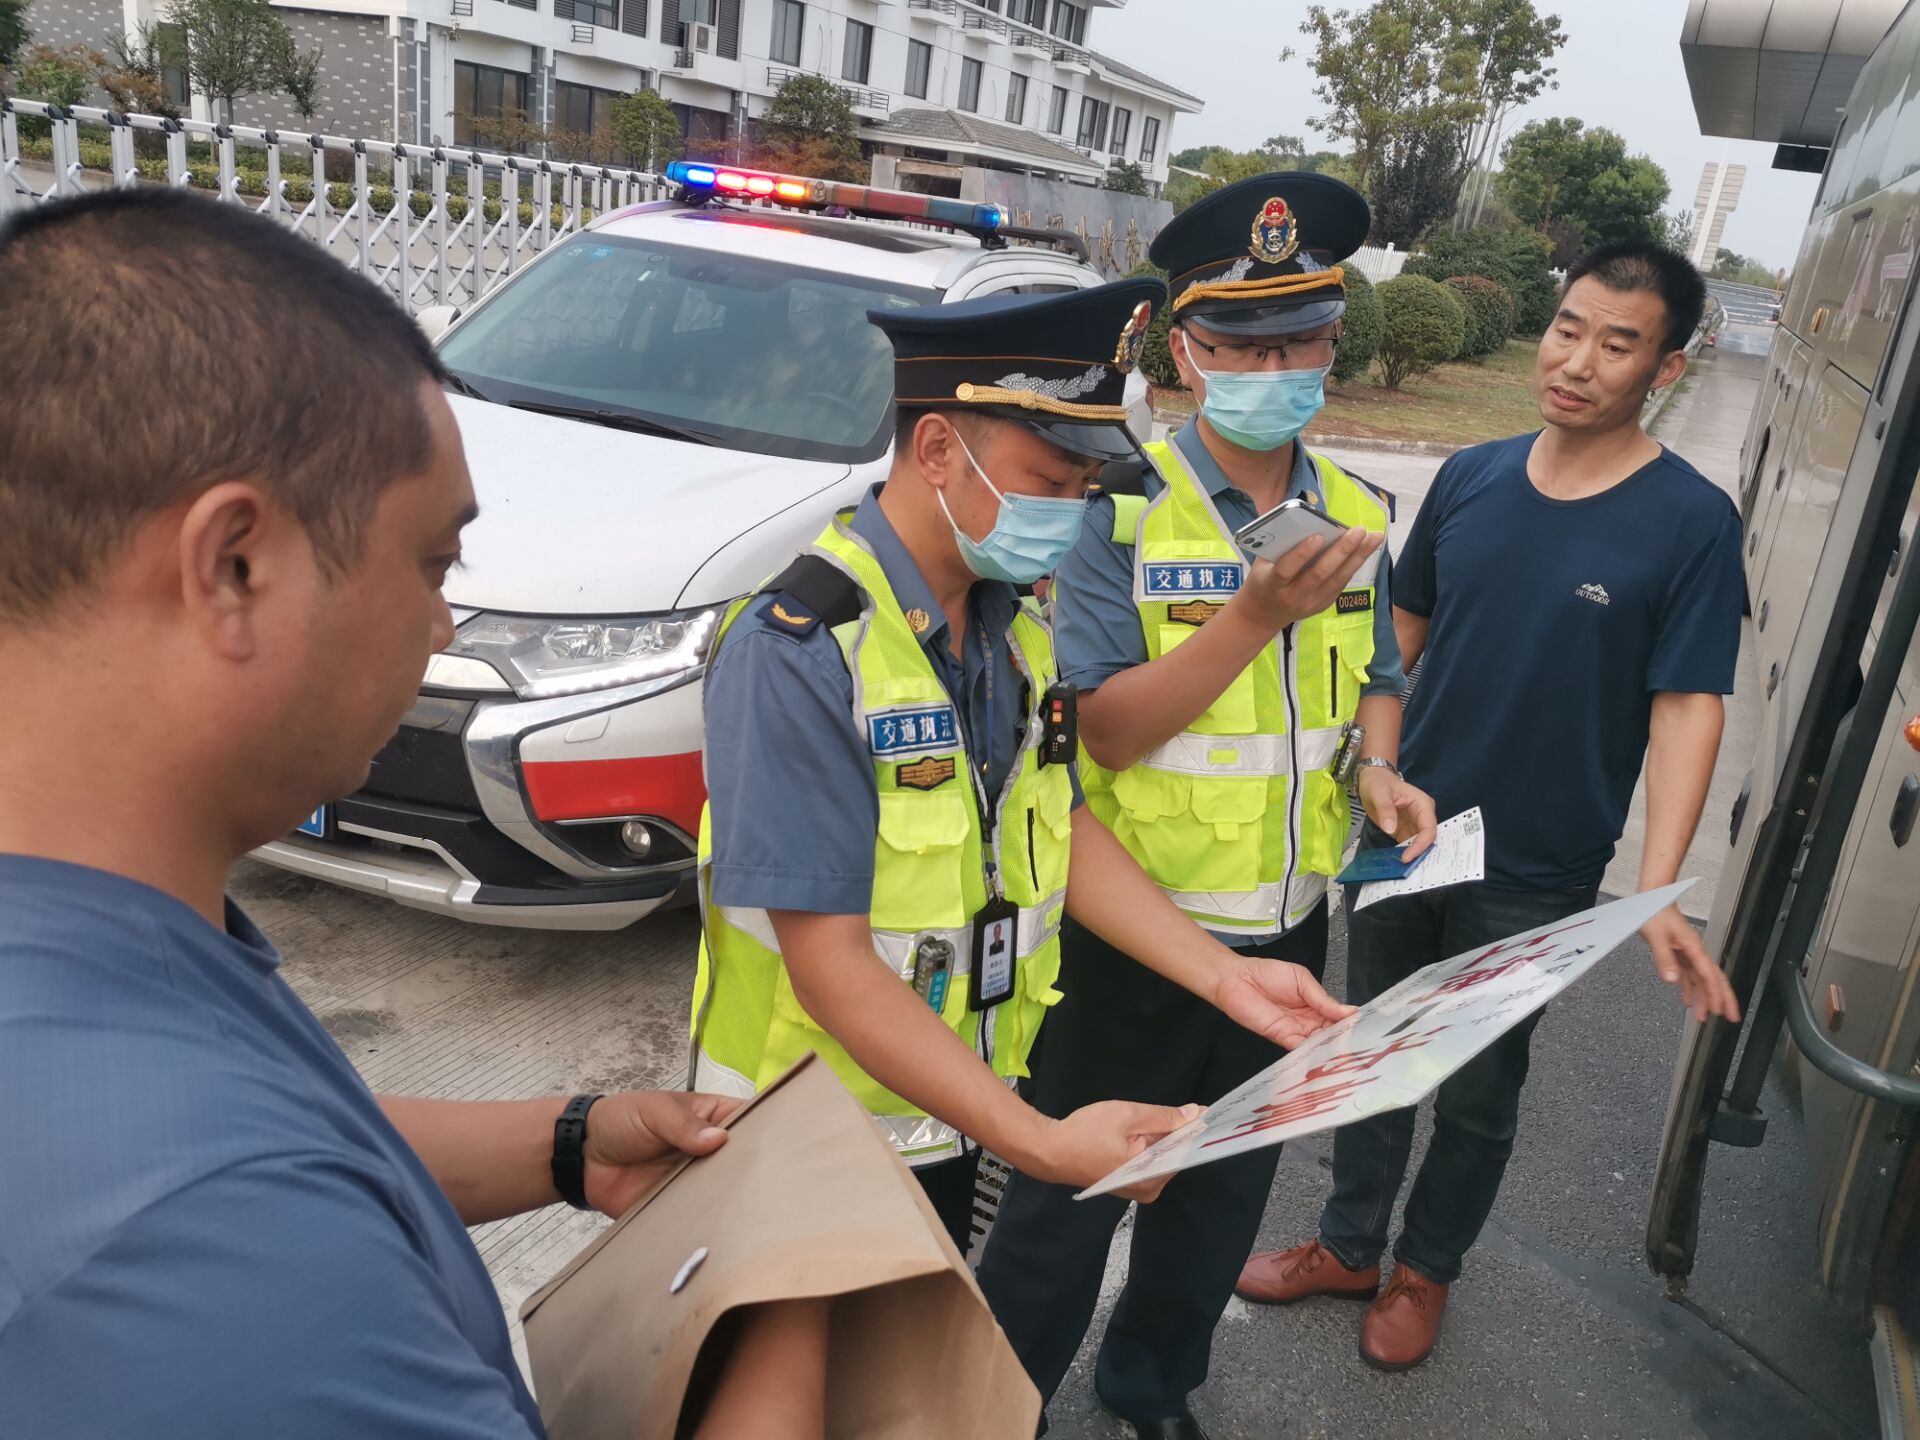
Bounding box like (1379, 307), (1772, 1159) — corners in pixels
(14, 0), (124, 106)
(976, 173), (1172, 280)
(229, 11), (393, 140)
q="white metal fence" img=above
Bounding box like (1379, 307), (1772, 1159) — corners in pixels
(1, 98), (674, 314)
(1348, 242), (1410, 284)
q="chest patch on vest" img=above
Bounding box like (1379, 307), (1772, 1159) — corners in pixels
(869, 705), (959, 756)
(895, 755), (958, 791)
(1334, 589), (1373, 614)
(1167, 599), (1224, 626)
(1141, 562), (1243, 600)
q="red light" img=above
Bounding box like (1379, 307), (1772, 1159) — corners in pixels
(715, 171), (748, 191)
(745, 175), (775, 195)
(775, 181), (809, 201)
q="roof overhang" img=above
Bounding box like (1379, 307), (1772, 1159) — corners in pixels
(1680, 0), (1906, 147)
(859, 127), (1105, 181)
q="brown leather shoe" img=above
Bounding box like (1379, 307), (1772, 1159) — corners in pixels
(1235, 1240), (1380, 1305)
(1359, 1265), (1449, 1371)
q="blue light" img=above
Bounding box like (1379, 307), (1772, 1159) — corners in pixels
(668, 161), (717, 187)
(972, 203), (1005, 230)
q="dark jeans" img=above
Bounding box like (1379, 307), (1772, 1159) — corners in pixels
(976, 906), (1327, 1424)
(914, 1151), (983, 1255)
(1317, 828), (1598, 1285)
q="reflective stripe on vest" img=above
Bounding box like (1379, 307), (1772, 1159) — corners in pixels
(689, 512), (1073, 1166)
(1081, 441), (1387, 938)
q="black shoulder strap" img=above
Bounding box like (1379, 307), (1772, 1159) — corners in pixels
(766, 553), (865, 628)
(1097, 458), (1151, 498)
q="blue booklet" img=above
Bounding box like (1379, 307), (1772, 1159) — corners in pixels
(1337, 844), (1429, 885)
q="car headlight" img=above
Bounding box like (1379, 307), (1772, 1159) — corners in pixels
(449, 608), (722, 700)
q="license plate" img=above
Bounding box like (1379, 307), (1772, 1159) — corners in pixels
(296, 806), (329, 838)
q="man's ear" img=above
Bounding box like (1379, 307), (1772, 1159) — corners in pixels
(1168, 324), (1199, 394)
(177, 481), (274, 661)
(912, 412), (964, 492)
(1650, 348), (1688, 395)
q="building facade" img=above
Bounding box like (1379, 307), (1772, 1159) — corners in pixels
(30, 0), (1199, 190)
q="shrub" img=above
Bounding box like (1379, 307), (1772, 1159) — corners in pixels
(1375, 275), (1465, 389)
(1407, 226), (1557, 336)
(1125, 259), (1180, 389)
(1331, 265), (1381, 384)
(1444, 274), (1516, 360)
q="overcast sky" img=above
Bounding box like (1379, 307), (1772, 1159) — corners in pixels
(1097, 0), (1822, 272)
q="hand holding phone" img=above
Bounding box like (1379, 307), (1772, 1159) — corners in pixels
(1230, 505), (1384, 632)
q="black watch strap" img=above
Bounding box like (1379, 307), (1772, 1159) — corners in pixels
(551, 1093), (602, 1211)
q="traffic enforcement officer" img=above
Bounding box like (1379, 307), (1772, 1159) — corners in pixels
(974, 175), (1440, 1440)
(690, 278), (1354, 1253)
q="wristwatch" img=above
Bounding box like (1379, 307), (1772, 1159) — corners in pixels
(551, 1093), (602, 1211)
(1348, 756), (1400, 793)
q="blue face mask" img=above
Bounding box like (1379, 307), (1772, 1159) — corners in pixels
(1194, 359), (1331, 452)
(938, 433), (1088, 585)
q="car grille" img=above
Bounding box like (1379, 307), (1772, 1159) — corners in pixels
(361, 696), (482, 811)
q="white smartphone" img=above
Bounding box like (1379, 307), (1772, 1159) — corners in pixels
(1234, 498), (1382, 587)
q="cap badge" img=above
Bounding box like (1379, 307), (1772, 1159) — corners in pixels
(1114, 300), (1153, 373)
(1251, 197), (1300, 265)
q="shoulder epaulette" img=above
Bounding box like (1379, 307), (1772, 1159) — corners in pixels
(760, 554), (864, 636)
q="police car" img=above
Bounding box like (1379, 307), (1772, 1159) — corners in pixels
(253, 164), (1144, 930)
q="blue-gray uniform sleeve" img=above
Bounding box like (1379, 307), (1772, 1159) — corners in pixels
(1051, 493), (1147, 692)
(702, 604), (877, 915)
(1361, 544), (1406, 697)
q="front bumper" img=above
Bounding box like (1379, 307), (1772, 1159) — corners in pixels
(252, 670), (706, 930)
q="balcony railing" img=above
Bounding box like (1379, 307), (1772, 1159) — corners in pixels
(571, 22), (594, 43)
(451, 0), (473, 15)
(765, 66), (890, 115)
(906, 0), (959, 16)
(961, 10), (1008, 36)
(670, 47), (693, 67)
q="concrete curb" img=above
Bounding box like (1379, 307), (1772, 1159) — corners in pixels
(1305, 434), (1464, 458)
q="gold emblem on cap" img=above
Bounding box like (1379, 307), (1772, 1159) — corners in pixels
(906, 608), (932, 634)
(1114, 299), (1153, 373)
(1250, 196), (1300, 266)
(955, 382), (976, 402)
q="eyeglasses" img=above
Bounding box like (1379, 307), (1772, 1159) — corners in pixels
(1183, 327), (1342, 371)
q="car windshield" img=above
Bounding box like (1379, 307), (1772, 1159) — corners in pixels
(438, 231), (937, 464)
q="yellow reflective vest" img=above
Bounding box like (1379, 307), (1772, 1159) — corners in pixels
(1079, 439), (1388, 938)
(690, 511), (1073, 1166)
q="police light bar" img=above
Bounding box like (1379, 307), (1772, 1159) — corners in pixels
(665, 160), (1005, 236)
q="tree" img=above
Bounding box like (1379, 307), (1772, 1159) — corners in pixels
(1406, 224), (1557, 333)
(268, 29), (323, 126)
(755, 72), (864, 182)
(1291, 0), (1564, 243)
(0, 0), (31, 77)
(17, 43), (94, 108)
(1330, 265), (1382, 383)
(93, 23), (185, 119)
(1496, 117), (1670, 251)
(167, 0), (290, 123)
(1375, 274), (1466, 387)
(1103, 159), (1148, 195)
(609, 87), (682, 172)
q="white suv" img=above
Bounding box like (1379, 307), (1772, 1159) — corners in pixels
(253, 181), (1136, 929)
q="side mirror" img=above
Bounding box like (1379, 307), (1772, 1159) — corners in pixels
(1123, 370), (1153, 444)
(416, 304), (462, 343)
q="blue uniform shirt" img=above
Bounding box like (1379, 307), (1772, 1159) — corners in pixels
(1395, 433), (1744, 891)
(0, 856), (544, 1439)
(704, 485), (1076, 916)
(1051, 421), (1405, 696)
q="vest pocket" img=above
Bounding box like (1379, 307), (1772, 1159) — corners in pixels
(873, 789), (972, 932)
(1024, 772), (1074, 899)
(1112, 767), (1266, 893)
(1156, 625), (1258, 734)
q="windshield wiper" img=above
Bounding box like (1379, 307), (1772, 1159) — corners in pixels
(502, 399), (719, 447)
(441, 370), (492, 401)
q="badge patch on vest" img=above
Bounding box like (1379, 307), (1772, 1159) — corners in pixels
(1167, 600), (1224, 626)
(896, 755), (958, 791)
(1335, 589), (1373, 614)
(1141, 563), (1243, 601)
(869, 705), (959, 756)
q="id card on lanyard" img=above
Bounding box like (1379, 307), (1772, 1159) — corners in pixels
(964, 607), (1018, 1013)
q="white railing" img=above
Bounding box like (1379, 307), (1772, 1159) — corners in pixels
(1348, 242), (1408, 284)
(1, 99), (674, 314)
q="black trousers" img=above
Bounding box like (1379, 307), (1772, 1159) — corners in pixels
(974, 905), (1329, 1424)
(914, 1150), (983, 1255)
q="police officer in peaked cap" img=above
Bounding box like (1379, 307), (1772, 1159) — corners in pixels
(690, 277), (1353, 1259)
(973, 176), (1439, 1439)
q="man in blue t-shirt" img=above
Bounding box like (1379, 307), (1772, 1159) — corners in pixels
(0, 191), (825, 1439)
(1235, 240), (1745, 1372)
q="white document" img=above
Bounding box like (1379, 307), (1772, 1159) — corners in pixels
(1353, 806), (1486, 912)
(1076, 881), (1692, 1200)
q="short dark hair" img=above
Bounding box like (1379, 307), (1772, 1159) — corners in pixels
(1560, 239), (1706, 354)
(0, 188), (448, 623)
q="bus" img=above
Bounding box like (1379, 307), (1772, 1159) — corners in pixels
(1662, 3), (1920, 1431)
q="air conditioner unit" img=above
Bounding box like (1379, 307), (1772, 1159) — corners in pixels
(692, 21), (713, 52)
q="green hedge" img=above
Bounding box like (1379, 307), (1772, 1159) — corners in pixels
(1376, 275), (1466, 389)
(1443, 274), (1517, 360)
(1407, 227), (1558, 336)
(1331, 266), (1382, 384)
(1125, 259), (1180, 388)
